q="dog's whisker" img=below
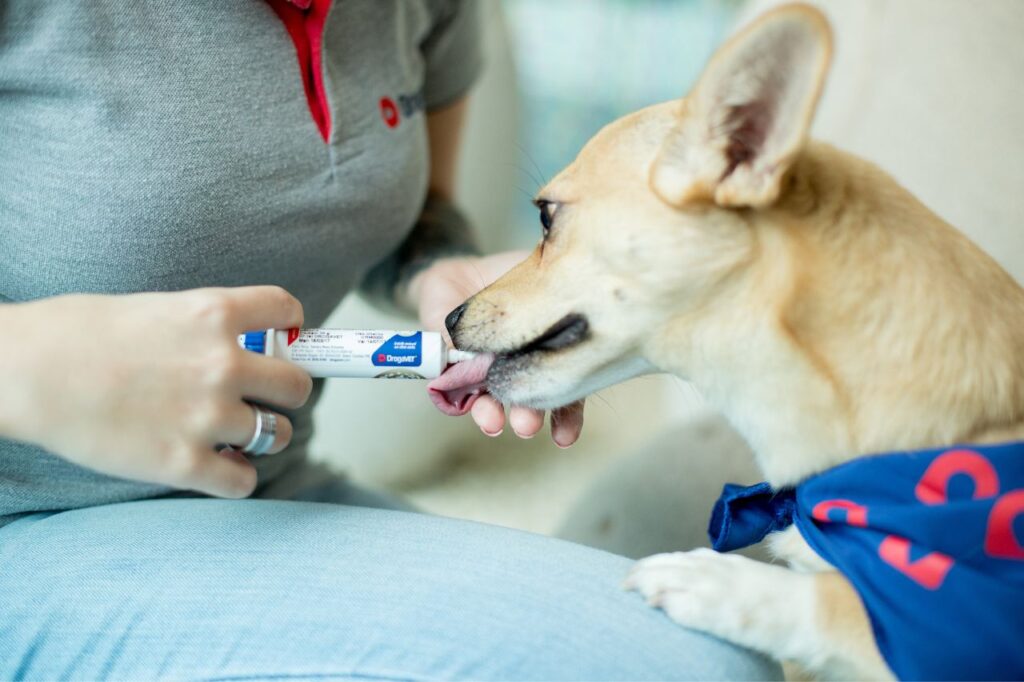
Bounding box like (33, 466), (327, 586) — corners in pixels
(497, 157), (540, 189)
(513, 141), (548, 191)
(589, 391), (617, 416)
(513, 184), (537, 202)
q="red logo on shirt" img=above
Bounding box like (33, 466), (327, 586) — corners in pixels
(379, 90), (425, 129)
(380, 97), (400, 128)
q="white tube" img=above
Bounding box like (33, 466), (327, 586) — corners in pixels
(237, 328), (476, 379)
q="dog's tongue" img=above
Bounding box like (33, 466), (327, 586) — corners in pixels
(427, 352), (495, 416)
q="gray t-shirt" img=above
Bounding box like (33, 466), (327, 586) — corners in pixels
(0, 1), (481, 526)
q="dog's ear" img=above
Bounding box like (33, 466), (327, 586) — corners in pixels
(650, 4), (832, 209)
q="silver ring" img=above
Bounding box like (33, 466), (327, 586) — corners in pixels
(242, 405), (277, 456)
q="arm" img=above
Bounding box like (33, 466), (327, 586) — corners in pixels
(424, 96), (467, 201)
(358, 99), (480, 315)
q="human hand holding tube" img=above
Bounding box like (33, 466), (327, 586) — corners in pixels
(0, 287), (312, 497)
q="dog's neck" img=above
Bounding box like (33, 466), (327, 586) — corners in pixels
(652, 143), (1024, 487)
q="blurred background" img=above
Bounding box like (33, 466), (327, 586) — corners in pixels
(312, 0), (1024, 555)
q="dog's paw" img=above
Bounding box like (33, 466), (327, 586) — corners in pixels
(624, 548), (814, 656)
(624, 549), (756, 637)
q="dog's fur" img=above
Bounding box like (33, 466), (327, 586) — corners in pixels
(448, 4), (1024, 678)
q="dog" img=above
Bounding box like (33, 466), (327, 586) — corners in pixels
(441, 4), (1024, 679)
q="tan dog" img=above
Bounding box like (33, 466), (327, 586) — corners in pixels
(445, 4), (1024, 679)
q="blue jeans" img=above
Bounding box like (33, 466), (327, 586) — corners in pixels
(0, 483), (781, 680)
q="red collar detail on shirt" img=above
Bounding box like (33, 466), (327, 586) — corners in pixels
(266, 0), (332, 141)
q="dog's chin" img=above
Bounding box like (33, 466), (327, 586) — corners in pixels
(485, 352), (584, 410)
(486, 349), (655, 410)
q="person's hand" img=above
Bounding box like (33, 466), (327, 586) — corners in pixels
(408, 252), (585, 447)
(0, 287), (313, 497)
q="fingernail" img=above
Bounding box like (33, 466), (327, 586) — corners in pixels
(513, 429), (536, 440)
(483, 428), (503, 437)
(554, 434), (575, 449)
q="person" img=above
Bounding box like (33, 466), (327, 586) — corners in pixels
(0, 2), (781, 678)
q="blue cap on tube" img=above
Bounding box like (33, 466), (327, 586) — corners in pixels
(242, 330), (267, 355)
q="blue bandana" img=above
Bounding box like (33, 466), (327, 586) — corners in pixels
(709, 441), (1024, 681)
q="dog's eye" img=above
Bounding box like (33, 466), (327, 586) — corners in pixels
(536, 200), (558, 239)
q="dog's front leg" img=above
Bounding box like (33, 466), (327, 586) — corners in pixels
(625, 549), (891, 680)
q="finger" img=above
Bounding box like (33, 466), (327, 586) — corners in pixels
(471, 395), (506, 437)
(550, 400), (585, 448)
(171, 447), (258, 499)
(218, 403), (294, 456)
(508, 406), (544, 439)
(223, 285), (304, 332)
(236, 352), (313, 410)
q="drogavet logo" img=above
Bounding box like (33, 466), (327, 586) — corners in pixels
(377, 353), (417, 365)
(372, 331), (422, 367)
(379, 89), (425, 129)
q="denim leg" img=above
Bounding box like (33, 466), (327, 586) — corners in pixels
(0, 499), (782, 680)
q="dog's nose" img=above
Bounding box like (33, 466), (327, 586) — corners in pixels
(445, 302), (468, 338)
